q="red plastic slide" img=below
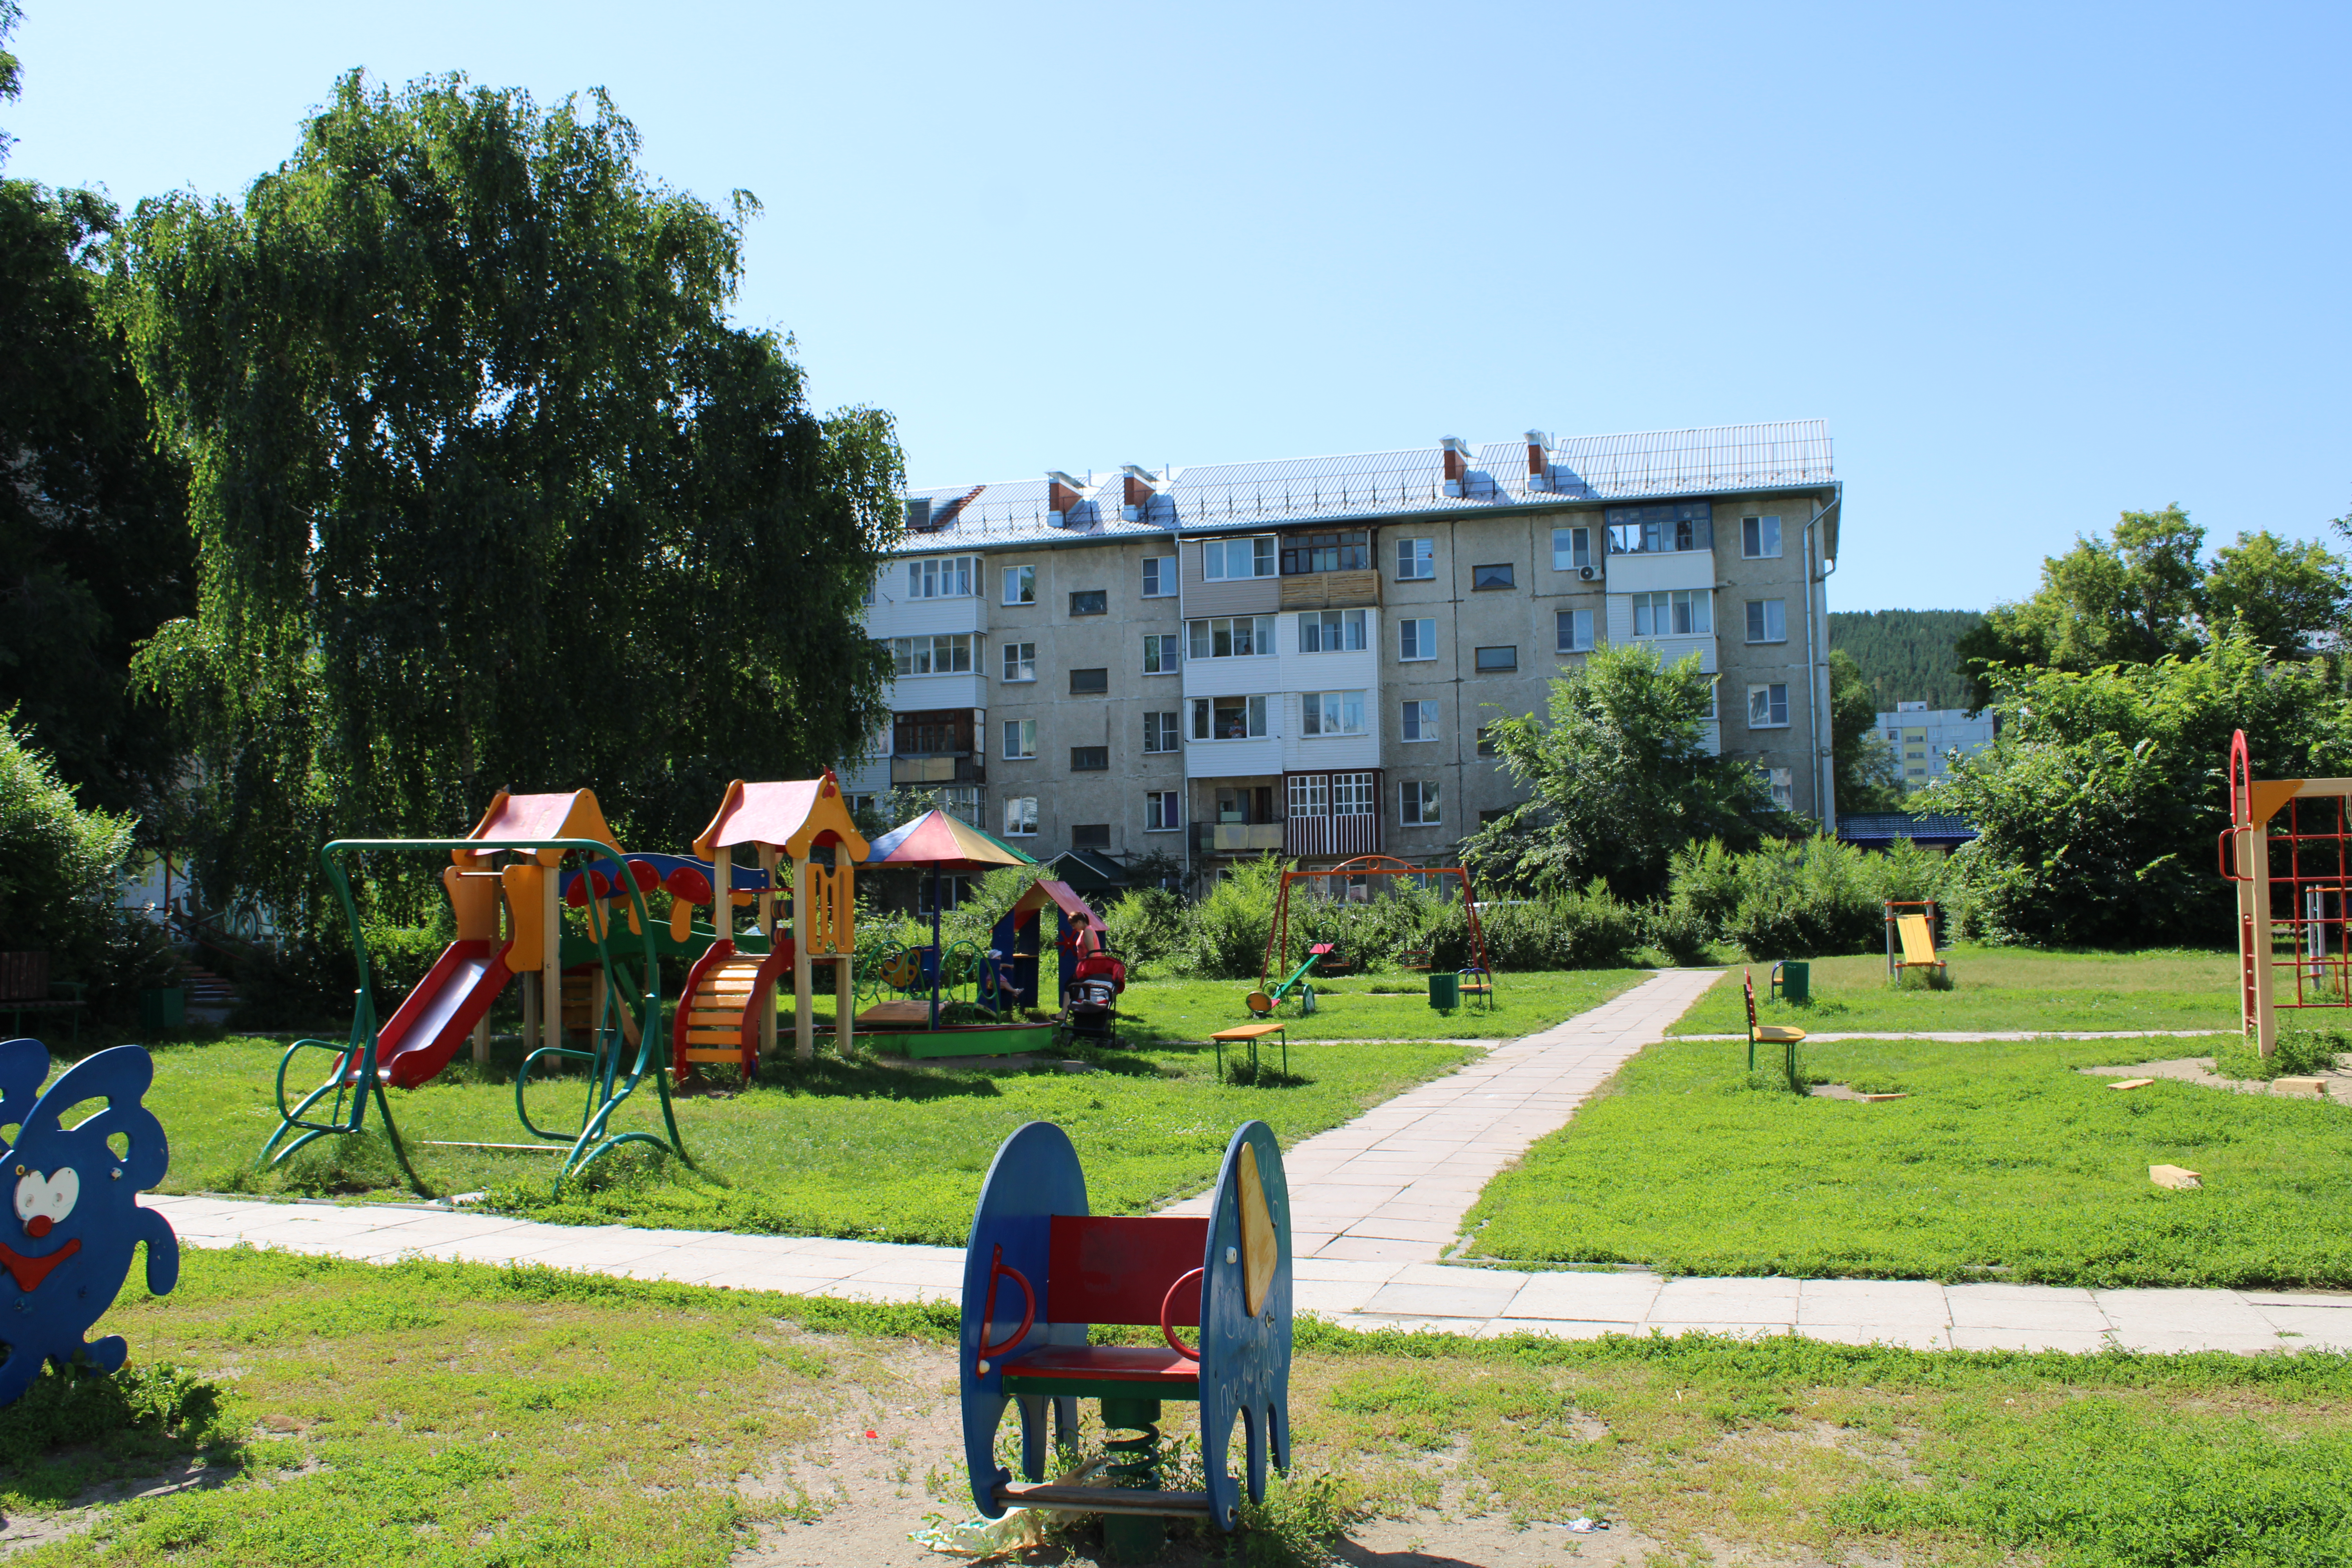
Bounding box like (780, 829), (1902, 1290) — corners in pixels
(373, 939), (517, 1089)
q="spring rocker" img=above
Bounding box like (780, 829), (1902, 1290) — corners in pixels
(257, 789), (689, 1192)
(960, 1120), (1292, 1559)
(674, 774), (869, 1085)
(2220, 728), (2352, 1056)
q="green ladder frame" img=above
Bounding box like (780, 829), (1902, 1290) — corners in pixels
(256, 835), (693, 1195)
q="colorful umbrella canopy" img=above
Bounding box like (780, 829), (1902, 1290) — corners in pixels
(862, 809), (1038, 874)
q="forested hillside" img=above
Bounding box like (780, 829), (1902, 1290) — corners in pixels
(1829, 610), (1984, 712)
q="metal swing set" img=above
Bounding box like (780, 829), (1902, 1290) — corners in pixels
(2219, 728), (2352, 1056)
(1254, 855), (1495, 1015)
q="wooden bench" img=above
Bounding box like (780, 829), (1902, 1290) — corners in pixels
(0, 953), (83, 1045)
(1209, 1021), (1287, 1079)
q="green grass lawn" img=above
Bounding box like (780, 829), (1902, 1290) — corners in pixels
(1669, 945), (2240, 1036)
(1462, 1033), (2352, 1287)
(16, 1249), (2352, 1568)
(140, 1031), (1476, 1243)
(1106, 967), (1650, 1042)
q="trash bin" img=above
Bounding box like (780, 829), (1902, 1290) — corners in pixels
(1428, 972), (1460, 1011)
(1299, 985), (1317, 1015)
(1773, 961), (1810, 1005)
(138, 987), (186, 1031)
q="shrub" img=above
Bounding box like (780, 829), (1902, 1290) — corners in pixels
(1425, 880), (1643, 971)
(1668, 834), (1958, 961)
(0, 713), (139, 979)
(1639, 900), (1717, 966)
(1182, 855), (1285, 980)
(1102, 887), (1184, 965)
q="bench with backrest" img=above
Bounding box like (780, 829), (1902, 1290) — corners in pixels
(0, 953), (84, 1044)
(1744, 967), (1806, 1084)
(961, 1120), (1292, 1552)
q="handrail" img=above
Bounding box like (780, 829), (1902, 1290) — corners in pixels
(1160, 1267), (1205, 1362)
(975, 1245), (1036, 1372)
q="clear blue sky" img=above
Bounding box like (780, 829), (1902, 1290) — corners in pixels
(10, 1), (2346, 613)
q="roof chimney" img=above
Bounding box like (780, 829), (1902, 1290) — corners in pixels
(1525, 430), (1550, 479)
(1440, 437), (1472, 483)
(1120, 465), (1162, 523)
(1046, 470), (1089, 526)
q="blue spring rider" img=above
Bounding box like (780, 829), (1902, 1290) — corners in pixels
(960, 1120), (1291, 1558)
(0, 1040), (178, 1403)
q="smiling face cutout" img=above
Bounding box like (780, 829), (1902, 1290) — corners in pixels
(12, 1168), (77, 1239)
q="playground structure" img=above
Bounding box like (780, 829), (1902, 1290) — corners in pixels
(2220, 728), (2352, 1056)
(849, 811), (1119, 1059)
(258, 789), (691, 1191)
(1885, 900), (1947, 979)
(0, 1039), (178, 1406)
(1256, 855), (1494, 1016)
(678, 775), (868, 1082)
(960, 1119), (1291, 1557)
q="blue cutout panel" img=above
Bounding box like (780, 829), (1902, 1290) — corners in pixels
(0, 1041), (178, 1403)
(960, 1120), (1089, 1518)
(1199, 1120), (1292, 1529)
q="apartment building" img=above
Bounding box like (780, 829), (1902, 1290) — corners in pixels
(1875, 701), (1996, 790)
(842, 421), (1841, 878)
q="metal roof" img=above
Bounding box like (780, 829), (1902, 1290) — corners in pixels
(1836, 812), (1977, 843)
(893, 420), (1834, 554)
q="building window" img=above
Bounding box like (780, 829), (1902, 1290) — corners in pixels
(1146, 790), (1180, 831)
(1399, 780), (1441, 826)
(1745, 599), (1788, 643)
(1475, 724), (1499, 757)
(1280, 530), (1369, 574)
(1302, 690), (1366, 736)
(1192, 694), (1268, 740)
(1142, 555), (1176, 597)
(1396, 537), (1434, 580)
(1202, 536), (1275, 580)
(1550, 527), (1592, 571)
(1555, 609), (1593, 653)
(1473, 645), (1518, 673)
(1399, 617), (1437, 661)
(908, 556), (978, 599)
(1143, 711), (1180, 753)
(1748, 683), (1790, 728)
(1702, 677), (1719, 720)
(1002, 564), (1036, 605)
(1143, 633), (1182, 673)
(1071, 746), (1109, 771)
(1298, 609), (1367, 652)
(863, 575), (878, 607)
(892, 634), (975, 675)
(1004, 720), (1036, 759)
(1630, 590), (1712, 637)
(1069, 589), (1108, 617)
(1605, 503), (1712, 555)
(1071, 824), (1111, 849)
(1741, 516), (1783, 559)
(1472, 562), (1515, 591)
(1759, 765), (1794, 810)
(845, 792), (875, 817)
(1401, 699), (1438, 741)
(1004, 797), (1038, 837)
(1287, 774), (1328, 818)
(1002, 642), (1036, 682)
(1187, 615), (1275, 659)
(1333, 771), (1376, 815)
(1070, 668), (1109, 695)
(896, 710), (972, 754)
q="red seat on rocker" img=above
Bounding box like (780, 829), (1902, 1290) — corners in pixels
(995, 1215), (1207, 1388)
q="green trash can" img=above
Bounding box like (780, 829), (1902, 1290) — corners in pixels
(1773, 961), (1810, 1005)
(1428, 972), (1459, 1011)
(138, 986), (185, 1032)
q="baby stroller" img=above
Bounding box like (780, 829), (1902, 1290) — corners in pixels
(1061, 944), (1129, 1049)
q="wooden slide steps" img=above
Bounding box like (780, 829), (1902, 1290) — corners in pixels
(682, 955), (768, 1063)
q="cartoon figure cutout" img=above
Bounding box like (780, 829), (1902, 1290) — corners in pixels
(0, 1040), (178, 1404)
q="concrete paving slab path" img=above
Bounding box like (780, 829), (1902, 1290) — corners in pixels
(147, 971), (2346, 1354)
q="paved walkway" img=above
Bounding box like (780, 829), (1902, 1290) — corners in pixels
(145, 973), (2352, 1354)
(1677, 1029), (2235, 1043)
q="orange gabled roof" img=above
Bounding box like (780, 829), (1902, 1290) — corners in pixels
(693, 771), (871, 862)
(464, 790), (622, 866)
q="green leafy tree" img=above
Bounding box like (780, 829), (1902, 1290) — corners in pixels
(1924, 626), (2352, 947)
(0, 7), (194, 818)
(2204, 530), (2350, 659)
(1462, 641), (1778, 899)
(1829, 649), (1904, 812)
(117, 73), (904, 926)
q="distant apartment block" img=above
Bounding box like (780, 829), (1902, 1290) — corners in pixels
(1877, 701), (1995, 790)
(842, 422), (1842, 877)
